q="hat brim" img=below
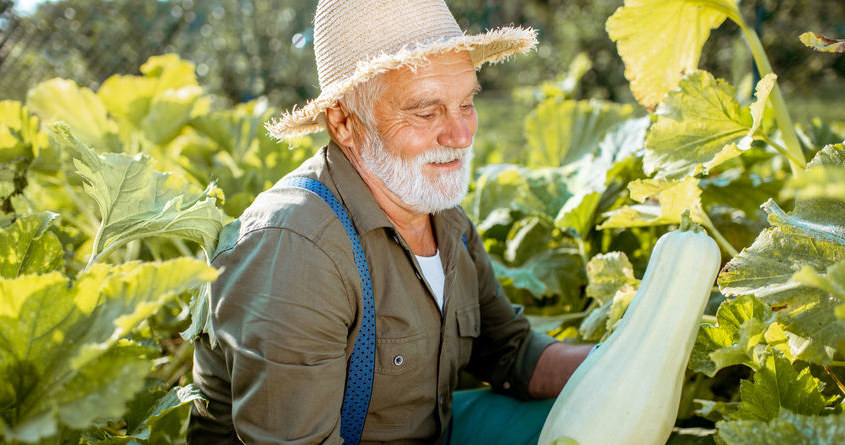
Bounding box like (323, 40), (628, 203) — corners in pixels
(265, 26), (538, 141)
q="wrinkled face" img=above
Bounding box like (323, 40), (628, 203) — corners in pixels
(359, 50), (480, 214)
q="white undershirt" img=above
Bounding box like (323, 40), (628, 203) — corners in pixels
(415, 250), (445, 310)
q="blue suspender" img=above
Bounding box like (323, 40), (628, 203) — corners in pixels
(281, 177), (375, 445)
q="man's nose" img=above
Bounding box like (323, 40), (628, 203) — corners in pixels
(437, 112), (475, 149)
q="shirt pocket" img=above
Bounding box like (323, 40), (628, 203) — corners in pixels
(375, 332), (426, 376)
(456, 303), (480, 367)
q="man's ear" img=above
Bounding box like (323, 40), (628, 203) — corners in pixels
(325, 102), (356, 149)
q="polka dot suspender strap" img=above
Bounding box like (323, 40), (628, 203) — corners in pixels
(281, 177), (375, 445)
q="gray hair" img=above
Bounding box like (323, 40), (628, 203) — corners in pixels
(339, 74), (385, 134)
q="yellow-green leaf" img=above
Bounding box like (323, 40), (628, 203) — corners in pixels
(0, 212), (63, 278)
(599, 176), (702, 229)
(524, 99), (635, 168)
(606, 0), (737, 110)
(799, 32), (845, 53)
(644, 71), (752, 179)
(745, 74), (777, 148)
(26, 79), (118, 151)
(48, 123), (227, 259)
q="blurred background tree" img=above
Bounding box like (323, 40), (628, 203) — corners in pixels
(0, 0), (843, 115)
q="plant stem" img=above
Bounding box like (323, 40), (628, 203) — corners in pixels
(759, 134), (806, 169)
(823, 366), (845, 398)
(738, 23), (806, 175)
(694, 207), (739, 258)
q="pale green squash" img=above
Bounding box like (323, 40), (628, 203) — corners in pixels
(538, 215), (721, 445)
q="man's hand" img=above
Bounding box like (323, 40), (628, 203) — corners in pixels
(527, 342), (594, 399)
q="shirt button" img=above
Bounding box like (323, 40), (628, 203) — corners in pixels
(393, 355), (404, 366)
(439, 395), (445, 405)
(503, 382), (511, 390)
(415, 271), (422, 280)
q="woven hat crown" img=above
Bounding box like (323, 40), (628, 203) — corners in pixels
(266, 0), (537, 140)
(315, 0), (464, 90)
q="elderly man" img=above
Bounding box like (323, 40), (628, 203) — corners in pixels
(189, 1), (592, 444)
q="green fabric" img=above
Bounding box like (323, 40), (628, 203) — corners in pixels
(450, 388), (555, 445)
(189, 142), (557, 444)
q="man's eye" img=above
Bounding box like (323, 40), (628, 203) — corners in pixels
(416, 112), (435, 119)
(461, 103), (475, 111)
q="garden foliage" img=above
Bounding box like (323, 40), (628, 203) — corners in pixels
(1, 0), (844, 443)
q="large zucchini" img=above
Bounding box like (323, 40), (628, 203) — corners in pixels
(538, 213), (721, 445)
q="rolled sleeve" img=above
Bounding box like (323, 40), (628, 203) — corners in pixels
(194, 226), (356, 444)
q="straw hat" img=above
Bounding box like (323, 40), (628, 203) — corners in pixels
(265, 0), (538, 140)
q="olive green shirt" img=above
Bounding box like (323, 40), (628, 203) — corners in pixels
(189, 143), (556, 444)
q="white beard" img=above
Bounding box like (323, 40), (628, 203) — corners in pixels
(359, 130), (473, 214)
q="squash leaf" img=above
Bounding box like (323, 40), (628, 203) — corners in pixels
(799, 32), (845, 53)
(717, 409), (845, 444)
(781, 143), (845, 202)
(524, 99), (635, 168)
(0, 212), (63, 278)
(731, 349), (833, 422)
(48, 122), (227, 260)
(598, 176), (702, 229)
(584, 252), (639, 305)
(643, 71), (753, 179)
(718, 144), (845, 364)
(0, 259), (217, 442)
(690, 295), (775, 377)
(606, 0), (736, 110)
(26, 79), (119, 152)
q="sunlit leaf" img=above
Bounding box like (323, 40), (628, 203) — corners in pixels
(718, 409), (845, 445)
(791, 261), (845, 301)
(26, 79), (119, 151)
(781, 143), (845, 202)
(690, 295), (776, 377)
(0, 212), (63, 278)
(49, 123), (227, 259)
(745, 74), (777, 148)
(799, 32), (845, 53)
(719, 145), (845, 364)
(524, 99), (635, 168)
(584, 252), (639, 304)
(142, 86), (204, 146)
(0, 100), (46, 162)
(492, 248), (585, 300)
(644, 71), (752, 179)
(598, 176), (702, 229)
(606, 0), (737, 109)
(732, 350), (833, 422)
(0, 259), (216, 442)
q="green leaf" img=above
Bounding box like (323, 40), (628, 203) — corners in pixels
(466, 165), (572, 222)
(690, 295), (776, 377)
(0, 212), (64, 278)
(0, 100), (46, 162)
(48, 123), (227, 259)
(524, 99), (635, 168)
(598, 176), (702, 229)
(123, 384), (204, 441)
(142, 86), (204, 146)
(700, 169), (784, 219)
(799, 32), (845, 53)
(0, 259), (217, 442)
(503, 216), (554, 265)
(732, 350), (832, 422)
(718, 145), (845, 363)
(791, 261), (845, 301)
(718, 409), (845, 445)
(492, 248), (585, 300)
(644, 71), (752, 179)
(555, 192), (602, 239)
(747, 74), (777, 145)
(26, 79), (119, 151)
(606, 0), (737, 110)
(781, 143), (845, 202)
(584, 252), (639, 304)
